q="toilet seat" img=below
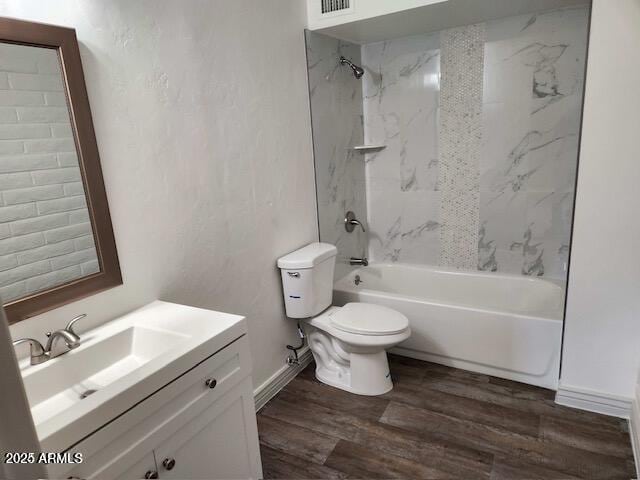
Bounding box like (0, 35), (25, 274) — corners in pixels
(330, 303), (409, 336)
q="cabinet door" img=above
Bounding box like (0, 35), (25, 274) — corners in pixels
(154, 377), (262, 480)
(65, 451), (157, 480)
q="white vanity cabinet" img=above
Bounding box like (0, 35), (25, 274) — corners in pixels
(58, 334), (262, 480)
(112, 453), (158, 480)
(151, 378), (259, 480)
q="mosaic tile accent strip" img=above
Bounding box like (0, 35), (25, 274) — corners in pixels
(438, 24), (485, 270)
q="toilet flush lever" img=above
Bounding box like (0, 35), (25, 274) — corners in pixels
(287, 272), (300, 278)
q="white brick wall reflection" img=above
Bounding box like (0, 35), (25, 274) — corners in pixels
(0, 43), (98, 303)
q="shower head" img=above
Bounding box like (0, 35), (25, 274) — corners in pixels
(340, 56), (364, 79)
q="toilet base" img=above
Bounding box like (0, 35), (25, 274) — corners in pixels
(306, 328), (394, 396)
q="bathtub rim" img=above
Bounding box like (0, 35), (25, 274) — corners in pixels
(336, 261), (567, 287)
(335, 263), (566, 321)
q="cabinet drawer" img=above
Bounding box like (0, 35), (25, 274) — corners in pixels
(112, 452), (157, 480)
(59, 335), (251, 480)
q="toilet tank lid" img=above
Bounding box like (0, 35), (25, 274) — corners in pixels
(277, 243), (337, 269)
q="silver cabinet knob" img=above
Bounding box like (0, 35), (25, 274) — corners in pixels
(205, 378), (217, 389)
(162, 457), (176, 471)
(144, 470), (159, 479)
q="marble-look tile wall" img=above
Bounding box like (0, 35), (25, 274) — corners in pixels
(359, 7), (588, 279)
(305, 31), (367, 279)
(362, 34), (441, 264)
(479, 7), (588, 279)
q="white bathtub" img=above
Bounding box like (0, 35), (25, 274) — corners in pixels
(333, 264), (565, 389)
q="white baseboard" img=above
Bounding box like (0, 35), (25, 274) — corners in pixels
(555, 384), (632, 418)
(253, 347), (313, 412)
(629, 388), (640, 479)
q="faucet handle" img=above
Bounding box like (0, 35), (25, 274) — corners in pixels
(12, 338), (48, 365)
(345, 211), (366, 233)
(65, 314), (87, 336)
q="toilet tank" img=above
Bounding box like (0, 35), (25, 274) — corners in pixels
(277, 243), (337, 318)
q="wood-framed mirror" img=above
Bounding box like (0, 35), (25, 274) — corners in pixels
(0, 17), (121, 324)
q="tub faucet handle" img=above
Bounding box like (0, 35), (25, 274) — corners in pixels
(345, 211), (366, 233)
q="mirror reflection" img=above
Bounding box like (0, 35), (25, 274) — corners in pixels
(0, 42), (98, 304)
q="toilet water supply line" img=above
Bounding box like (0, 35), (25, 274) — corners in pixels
(286, 323), (306, 366)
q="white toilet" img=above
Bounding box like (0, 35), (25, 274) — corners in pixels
(278, 243), (411, 396)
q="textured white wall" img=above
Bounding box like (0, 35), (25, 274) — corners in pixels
(561, 0), (640, 399)
(1, 0), (317, 389)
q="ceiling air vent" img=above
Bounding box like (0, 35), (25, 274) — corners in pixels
(321, 0), (350, 14)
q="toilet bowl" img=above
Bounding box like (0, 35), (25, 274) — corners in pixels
(277, 243), (411, 396)
(304, 303), (410, 395)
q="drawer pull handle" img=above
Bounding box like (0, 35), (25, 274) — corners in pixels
(144, 471), (159, 479)
(162, 457), (176, 471)
(205, 378), (217, 389)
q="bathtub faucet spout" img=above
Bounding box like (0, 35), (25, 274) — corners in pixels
(350, 257), (369, 267)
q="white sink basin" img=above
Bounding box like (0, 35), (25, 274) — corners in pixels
(24, 326), (187, 426)
(19, 301), (247, 452)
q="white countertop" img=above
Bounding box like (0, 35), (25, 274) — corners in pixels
(19, 301), (247, 452)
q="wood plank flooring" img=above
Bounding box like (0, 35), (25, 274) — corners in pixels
(257, 355), (636, 479)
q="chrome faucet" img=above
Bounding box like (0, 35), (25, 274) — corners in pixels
(45, 314), (85, 359)
(45, 329), (81, 359)
(350, 257), (369, 266)
(13, 314), (86, 365)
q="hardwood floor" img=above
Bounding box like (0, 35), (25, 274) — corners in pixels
(257, 355), (636, 479)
